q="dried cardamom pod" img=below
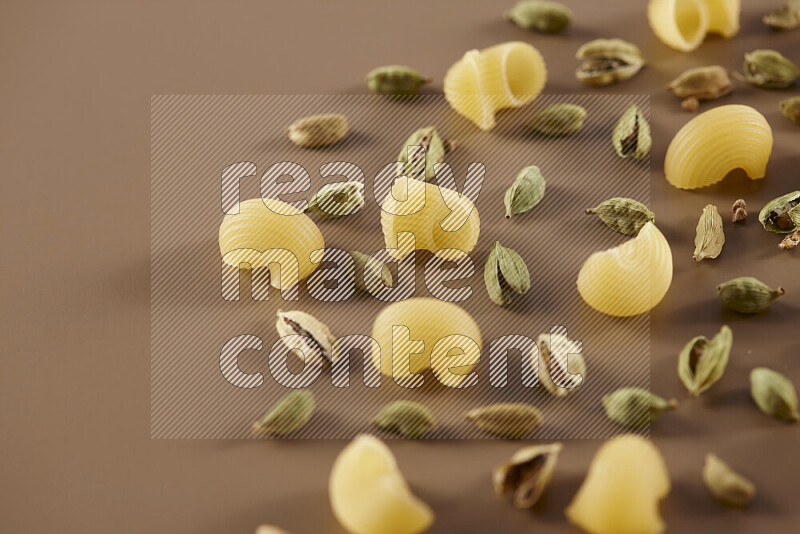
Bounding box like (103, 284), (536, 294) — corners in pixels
(505, 0), (573, 34)
(373, 400), (435, 439)
(585, 197), (655, 235)
(612, 104), (651, 160)
(504, 166), (546, 219)
(703, 453), (756, 507)
(780, 96), (800, 125)
(466, 403), (543, 439)
(575, 38), (644, 86)
(396, 126), (452, 181)
(678, 325), (733, 397)
(693, 204), (725, 262)
(366, 65), (431, 98)
(667, 66), (732, 112)
(759, 191), (800, 233)
(739, 49), (800, 89)
(732, 199), (747, 223)
(717, 277), (785, 314)
(534, 332), (586, 397)
(779, 228), (800, 250)
(527, 104), (587, 137)
(493, 443), (562, 508)
(350, 251), (393, 293)
(306, 181), (365, 219)
(252, 391), (315, 435)
(602, 388), (677, 430)
(750, 367), (799, 422)
(763, 0), (800, 30)
(484, 241), (531, 306)
(275, 310), (339, 367)
(287, 113), (348, 148)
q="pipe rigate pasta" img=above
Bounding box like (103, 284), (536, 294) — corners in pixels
(647, 0), (740, 52)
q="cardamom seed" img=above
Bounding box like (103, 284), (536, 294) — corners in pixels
(527, 104), (587, 137)
(366, 65), (431, 98)
(484, 241), (531, 306)
(693, 204), (725, 262)
(287, 113), (348, 148)
(612, 104), (651, 160)
(780, 96), (800, 125)
(732, 199), (747, 223)
(534, 332), (586, 397)
(750, 367), (799, 422)
(602, 388), (677, 430)
(493, 443), (562, 508)
(575, 38), (644, 86)
(306, 181), (365, 219)
(585, 197), (655, 235)
(779, 228), (800, 250)
(703, 453), (756, 507)
(275, 310), (339, 367)
(681, 96), (699, 112)
(668, 66), (732, 112)
(505, 0), (573, 34)
(717, 277), (785, 314)
(373, 400), (435, 439)
(466, 403), (543, 439)
(396, 126), (452, 181)
(759, 190), (800, 233)
(504, 165), (546, 218)
(763, 0), (800, 30)
(252, 391), (315, 435)
(350, 251), (393, 293)
(678, 325), (733, 397)
(738, 49), (800, 89)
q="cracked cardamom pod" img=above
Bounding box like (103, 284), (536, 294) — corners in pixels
(602, 388), (677, 430)
(373, 400), (435, 439)
(668, 66), (732, 112)
(350, 251), (393, 293)
(366, 65), (431, 98)
(504, 166), (546, 218)
(484, 241), (531, 306)
(493, 443), (562, 508)
(306, 181), (365, 219)
(763, 0), (800, 30)
(678, 325), (732, 397)
(759, 190), (800, 233)
(585, 197), (655, 236)
(528, 104), (587, 137)
(276, 310), (339, 367)
(287, 113), (348, 148)
(533, 332), (585, 397)
(505, 0), (573, 34)
(575, 38), (644, 86)
(732, 199), (747, 223)
(252, 391), (315, 435)
(739, 49), (800, 89)
(779, 228), (800, 250)
(612, 104), (651, 160)
(693, 204), (725, 261)
(750, 367), (799, 422)
(396, 126), (451, 181)
(703, 453), (756, 507)
(466, 403), (543, 439)
(717, 277), (785, 314)
(780, 96), (800, 125)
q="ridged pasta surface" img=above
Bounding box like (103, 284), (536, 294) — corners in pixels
(647, 0), (740, 52)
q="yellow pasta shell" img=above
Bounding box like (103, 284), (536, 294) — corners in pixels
(647, 0), (740, 52)
(577, 222), (673, 317)
(444, 41), (547, 130)
(665, 105), (772, 190)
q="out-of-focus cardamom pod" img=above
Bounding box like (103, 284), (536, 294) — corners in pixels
(678, 325), (733, 397)
(693, 204), (725, 261)
(373, 400), (435, 439)
(702, 453), (756, 507)
(732, 199), (747, 223)
(585, 197), (655, 235)
(493, 443), (562, 508)
(306, 181), (365, 219)
(763, 0), (800, 30)
(350, 251), (393, 293)
(528, 104), (587, 137)
(252, 391), (315, 435)
(612, 104), (651, 160)
(276, 310), (339, 367)
(750, 367), (799, 422)
(759, 191), (800, 233)
(668, 66), (732, 112)
(575, 38), (644, 86)
(505, 0), (573, 34)
(780, 96), (800, 125)
(366, 65), (431, 98)
(287, 113), (349, 148)
(504, 166), (546, 218)
(602, 388), (677, 430)
(739, 49), (800, 89)
(484, 241), (531, 306)
(255, 525), (291, 534)
(779, 228), (800, 250)
(716, 277), (785, 314)
(534, 332), (586, 397)
(466, 403), (543, 439)
(396, 126), (451, 181)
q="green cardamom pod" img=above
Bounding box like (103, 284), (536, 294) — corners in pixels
(716, 277), (785, 314)
(703, 453), (756, 507)
(693, 204), (725, 262)
(505, 0), (573, 34)
(466, 403), (543, 439)
(373, 400), (435, 439)
(763, 0), (800, 30)
(275, 310), (339, 367)
(759, 190), (800, 233)
(601, 388), (677, 430)
(306, 181), (365, 219)
(575, 38), (644, 86)
(780, 96), (800, 125)
(739, 49), (800, 89)
(252, 391), (315, 435)
(366, 65), (431, 98)
(585, 197), (655, 236)
(667, 66), (732, 111)
(779, 228), (800, 250)
(534, 332), (586, 397)
(484, 241), (531, 306)
(396, 126), (451, 181)
(678, 325), (732, 397)
(493, 443), (562, 508)
(750, 367), (799, 422)
(350, 251), (393, 293)
(504, 166), (546, 218)
(287, 113), (348, 148)
(528, 104), (587, 137)
(612, 104), (651, 160)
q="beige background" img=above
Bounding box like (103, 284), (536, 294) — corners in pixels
(2, 0), (799, 533)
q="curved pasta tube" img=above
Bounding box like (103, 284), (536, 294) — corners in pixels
(647, 0), (740, 52)
(577, 222), (673, 317)
(443, 41), (547, 130)
(665, 105), (773, 190)
(381, 177), (480, 260)
(219, 198), (324, 289)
